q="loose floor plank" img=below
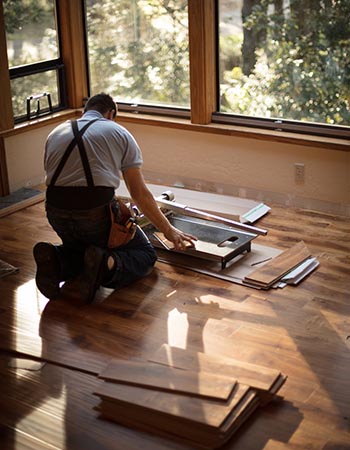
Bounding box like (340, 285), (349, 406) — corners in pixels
(98, 358), (237, 400)
(149, 344), (283, 394)
(244, 241), (311, 287)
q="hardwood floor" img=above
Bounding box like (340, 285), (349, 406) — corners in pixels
(0, 199), (349, 450)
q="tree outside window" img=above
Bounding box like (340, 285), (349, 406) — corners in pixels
(219, 0), (350, 127)
(4, 0), (61, 119)
(85, 0), (190, 108)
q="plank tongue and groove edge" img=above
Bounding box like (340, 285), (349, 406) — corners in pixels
(244, 240), (311, 287)
(94, 345), (287, 448)
(98, 358), (236, 401)
(149, 344), (284, 395)
(94, 381), (253, 430)
(95, 386), (259, 449)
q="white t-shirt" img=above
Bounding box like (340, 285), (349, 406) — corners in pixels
(45, 110), (143, 188)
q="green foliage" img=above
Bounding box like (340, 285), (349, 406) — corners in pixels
(86, 0), (189, 107)
(4, 0), (51, 33)
(221, 0), (350, 126)
(5, 0), (349, 126)
(4, 0), (58, 118)
(11, 71), (58, 117)
(219, 34), (242, 76)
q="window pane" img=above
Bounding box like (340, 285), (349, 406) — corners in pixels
(85, 0), (190, 108)
(219, 0), (350, 126)
(11, 70), (59, 118)
(4, 0), (58, 67)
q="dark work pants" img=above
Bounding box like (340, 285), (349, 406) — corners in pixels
(46, 203), (157, 290)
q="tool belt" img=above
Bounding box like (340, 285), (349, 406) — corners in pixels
(108, 197), (137, 248)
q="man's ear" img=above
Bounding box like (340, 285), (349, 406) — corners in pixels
(107, 110), (116, 121)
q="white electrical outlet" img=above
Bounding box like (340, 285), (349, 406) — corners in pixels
(294, 163), (305, 182)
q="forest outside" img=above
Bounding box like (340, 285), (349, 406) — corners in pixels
(4, 0), (350, 127)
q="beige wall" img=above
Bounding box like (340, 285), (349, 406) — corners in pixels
(120, 122), (350, 217)
(4, 120), (350, 217)
(4, 124), (56, 192)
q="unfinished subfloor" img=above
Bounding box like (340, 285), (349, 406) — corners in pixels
(0, 198), (349, 450)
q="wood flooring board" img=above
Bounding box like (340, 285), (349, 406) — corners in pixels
(0, 394), (64, 448)
(0, 425), (57, 450)
(96, 388), (259, 449)
(94, 380), (252, 429)
(98, 358), (236, 400)
(98, 394), (260, 450)
(219, 390), (259, 434)
(98, 403), (221, 449)
(1, 197), (349, 450)
(270, 374), (289, 396)
(0, 328), (104, 374)
(149, 344), (282, 393)
(244, 241), (311, 286)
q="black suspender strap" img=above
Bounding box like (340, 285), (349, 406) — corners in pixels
(71, 120), (94, 187)
(49, 118), (100, 187)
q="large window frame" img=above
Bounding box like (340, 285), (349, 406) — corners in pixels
(213, 1), (350, 139)
(4, 1), (68, 124)
(1, 0), (349, 140)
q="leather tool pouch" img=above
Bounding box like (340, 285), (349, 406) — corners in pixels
(108, 197), (137, 248)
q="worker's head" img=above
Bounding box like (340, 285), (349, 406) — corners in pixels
(84, 93), (117, 119)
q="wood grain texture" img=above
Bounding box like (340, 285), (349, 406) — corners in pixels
(95, 381), (253, 430)
(99, 358), (237, 400)
(188, 0), (216, 124)
(0, 194), (349, 449)
(57, 0), (88, 108)
(96, 389), (259, 449)
(244, 240), (311, 286)
(149, 344), (282, 393)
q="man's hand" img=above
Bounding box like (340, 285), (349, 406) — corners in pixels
(123, 167), (198, 250)
(163, 224), (197, 251)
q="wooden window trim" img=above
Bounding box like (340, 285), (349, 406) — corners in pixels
(58, 0), (89, 108)
(0, 0), (14, 132)
(1, 110), (348, 153)
(188, 0), (217, 124)
(118, 112), (350, 152)
(0, 109), (78, 138)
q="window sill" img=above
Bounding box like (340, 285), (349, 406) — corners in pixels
(1, 109), (348, 152)
(0, 109), (78, 138)
(118, 112), (350, 152)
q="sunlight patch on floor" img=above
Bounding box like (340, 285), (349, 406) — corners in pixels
(14, 279), (49, 357)
(167, 307), (188, 349)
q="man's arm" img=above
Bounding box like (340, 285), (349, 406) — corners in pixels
(122, 167), (196, 250)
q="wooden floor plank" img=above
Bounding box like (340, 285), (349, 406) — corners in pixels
(98, 358), (237, 400)
(94, 381), (253, 429)
(149, 344), (282, 393)
(0, 196), (349, 449)
(244, 241), (311, 287)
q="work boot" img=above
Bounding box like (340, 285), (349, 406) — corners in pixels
(33, 242), (61, 300)
(80, 245), (109, 304)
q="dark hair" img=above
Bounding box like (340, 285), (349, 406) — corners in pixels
(84, 93), (117, 117)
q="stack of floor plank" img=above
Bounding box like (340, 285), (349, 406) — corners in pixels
(243, 240), (312, 289)
(94, 345), (287, 449)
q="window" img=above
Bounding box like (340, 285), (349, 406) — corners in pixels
(4, 0), (66, 122)
(2, 0), (348, 139)
(217, 0), (350, 137)
(84, 0), (190, 115)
